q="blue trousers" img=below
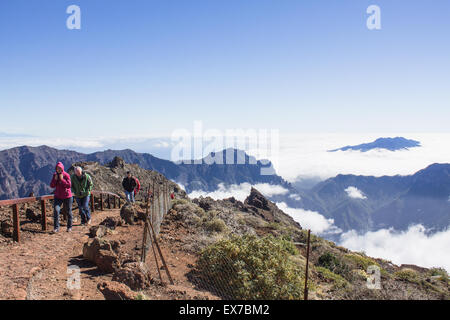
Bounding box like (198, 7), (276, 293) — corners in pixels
(54, 197), (73, 229)
(125, 190), (135, 203)
(75, 195), (91, 224)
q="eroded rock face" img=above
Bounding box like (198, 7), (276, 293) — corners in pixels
(245, 188), (271, 211)
(112, 261), (152, 290)
(82, 238), (121, 273)
(97, 281), (136, 300)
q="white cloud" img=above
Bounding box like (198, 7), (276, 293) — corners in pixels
(339, 225), (450, 272)
(188, 183), (288, 202)
(276, 202), (342, 236)
(264, 133), (450, 182)
(345, 186), (367, 199)
(289, 194), (302, 201)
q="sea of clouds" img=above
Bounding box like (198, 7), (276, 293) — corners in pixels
(187, 182), (450, 272)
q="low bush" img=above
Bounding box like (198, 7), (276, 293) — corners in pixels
(394, 268), (420, 283)
(196, 234), (303, 300)
(315, 266), (349, 289)
(203, 218), (228, 233)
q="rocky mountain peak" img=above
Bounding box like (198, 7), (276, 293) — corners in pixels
(109, 156), (125, 169)
(245, 187), (270, 211)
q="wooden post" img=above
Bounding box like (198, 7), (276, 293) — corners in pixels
(113, 196), (116, 209)
(304, 229), (311, 300)
(141, 190), (151, 262)
(12, 204), (20, 242)
(151, 180), (155, 227)
(150, 232), (162, 283)
(90, 195), (95, 213)
(148, 219), (174, 285)
(107, 194), (111, 209)
(41, 200), (47, 231)
(163, 181), (168, 215)
(118, 197), (121, 207)
(100, 194), (104, 211)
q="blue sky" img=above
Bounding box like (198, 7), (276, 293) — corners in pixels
(1, 0), (449, 138)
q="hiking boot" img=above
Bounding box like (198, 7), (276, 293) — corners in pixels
(87, 219), (92, 225)
(53, 228), (59, 234)
(67, 228), (72, 232)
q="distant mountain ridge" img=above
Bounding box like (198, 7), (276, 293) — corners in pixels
(302, 163), (450, 233)
(328, 137), (421, 152)
(0, 145), (448, 237)
(0, 145), (292, 200)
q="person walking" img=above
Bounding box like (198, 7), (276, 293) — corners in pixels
(134, 177), (141, 199)
(50, 162), (73, 233)
(122, 171), (137, 203)
(71, 166), (93, 226)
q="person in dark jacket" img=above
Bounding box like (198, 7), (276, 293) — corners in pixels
(50, 162), (73, 233)
(122, 171), (137, 203)
(71, 166), (93, 226)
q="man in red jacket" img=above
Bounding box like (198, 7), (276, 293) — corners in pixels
(134, 177), (141, 198)
(50, 162), (73, 233)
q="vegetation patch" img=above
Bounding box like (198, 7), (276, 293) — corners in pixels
(196, 234), (303, 300)
(428, 267), (449, 284)
(203, 218), (228, 233)
(316, 252), (350, 279)
(394, 268), (420, 284)
(315, 266), (349, 289)
(344, 253), (379, 270)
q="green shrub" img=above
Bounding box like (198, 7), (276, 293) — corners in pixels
(203, 218), (228, 233)
(429, 267), (449, 281)
(315, 266), (349, 289)
(172, 198), (190, 207)
(317, 252), (350, 278)
(196, 234), (303, 300)
(345, 253), (379, 270)
(135, 292), (149, 300)
(394, 268), (420, 283)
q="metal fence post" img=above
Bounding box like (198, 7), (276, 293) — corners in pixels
(304, 229), (311, 300)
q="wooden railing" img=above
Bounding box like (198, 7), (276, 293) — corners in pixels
(0, 191), (121, 242)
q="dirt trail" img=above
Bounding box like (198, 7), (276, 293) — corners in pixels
(0, 206), (218, 300)
(0, 208), (117, 300)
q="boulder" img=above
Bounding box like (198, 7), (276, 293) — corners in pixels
(89, 225), (114, 238)
(112, 261), (152, 290)
(120, 204), (136, 225)
(136, 210), (147, 221)
(100, 216), (123, 230)
(25, 208), (41, 222)
(83, 238), (121, 273)
(1, 220), (13, 237)
(97, 281), (136, 300)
